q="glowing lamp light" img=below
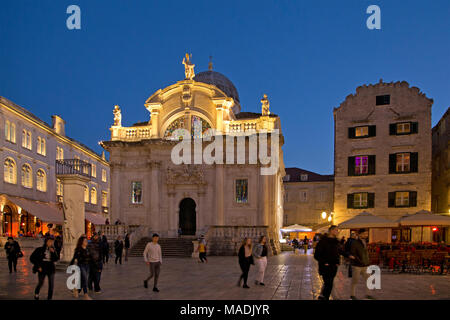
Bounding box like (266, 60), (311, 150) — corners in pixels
(432, 227), (438, 232)
(327, 216), (332, 222)
(321, 212), (327, 219)
(0, 204), (4, 212)
(17, 206), (22, 214)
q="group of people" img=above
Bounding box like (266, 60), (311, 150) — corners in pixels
(291, 236), (311, 254)
(237, 236), (269, 289)
(314, 225), (375, 300)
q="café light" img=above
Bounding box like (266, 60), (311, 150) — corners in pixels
(321, 212), (327, 219)
(327, 216), (332, 222)
(432, 227), (438, 232)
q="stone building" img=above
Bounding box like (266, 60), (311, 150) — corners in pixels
(101, 55), (285, 255)
(283, 168), (334, 228)
(333, 80), (433, 242)
(432, 107), (450, 214)
(0, 96), (110, 238)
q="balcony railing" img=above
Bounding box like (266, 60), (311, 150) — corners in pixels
(56, 159), (92, 178)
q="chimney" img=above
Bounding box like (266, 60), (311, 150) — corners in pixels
(52, 115), (66, 136)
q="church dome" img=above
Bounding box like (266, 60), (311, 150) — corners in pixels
(194, 71), (240, 103)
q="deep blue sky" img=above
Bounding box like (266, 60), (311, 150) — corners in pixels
(1, 0), (449, 174)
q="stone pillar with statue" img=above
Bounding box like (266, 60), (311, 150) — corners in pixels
(57, 174), (91, 262)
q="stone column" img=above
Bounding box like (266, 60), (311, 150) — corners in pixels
(215, 165), (224, 225)
(150, 110), (160, 138)
(57, 174), (90, 262)
(216, 106), (224, 132)
(110, 162), (122, 223)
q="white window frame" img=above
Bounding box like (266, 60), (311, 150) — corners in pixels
(354, 193), (368, 208)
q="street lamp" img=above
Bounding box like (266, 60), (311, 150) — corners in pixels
(321, 211), (327, 219)
(321, 211), (334, 224)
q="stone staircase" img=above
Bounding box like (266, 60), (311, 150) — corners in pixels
(129, 237), (194, 257)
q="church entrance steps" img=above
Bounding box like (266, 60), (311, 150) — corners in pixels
(129, 237), (194, 257)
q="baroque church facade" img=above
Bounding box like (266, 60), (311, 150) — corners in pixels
(101, 55), (285, 254)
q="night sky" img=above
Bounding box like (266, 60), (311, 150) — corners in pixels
(1, 0), (449, 174)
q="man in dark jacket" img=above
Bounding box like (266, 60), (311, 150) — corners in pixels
(344, 232), (357, 277)
(124, 234), (130, 262)
(101, 233), (109, 264)
(88, 233), (103, 293)
(30, 236), (59, 300)
(349, 229), (375, 300)
(314, 225), (352, 300)
(114, 235), (124, 264)
(4, 237), (21, 273)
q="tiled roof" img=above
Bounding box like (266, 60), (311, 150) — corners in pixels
(284, 167), (334, 182)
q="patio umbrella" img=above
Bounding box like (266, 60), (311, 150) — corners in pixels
(338, 211), (398, 229)
(398, 210), (450, 226)
(280, 224), (312, 232)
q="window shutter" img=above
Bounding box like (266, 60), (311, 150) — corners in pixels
(409, 191), (417, 207)
(389, 124), (397, 135)
(389, 154), (396, 174)
(388, 192), (396, 207)
(368, 193), (375, 208)
(348, 127), (356, 139)
(410, 152), (418, 173)
(368, 155), (376, 175)
(348, 157), (355, 176)
(411, 122), (418, 134)
(369, 125), (376, 137)
(347, 194), (353, 209)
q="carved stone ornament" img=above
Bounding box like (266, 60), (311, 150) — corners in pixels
(166, 164), (206, 185)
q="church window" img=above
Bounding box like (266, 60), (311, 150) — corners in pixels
(191, 115), (211, 139)
(164, 117), (185, 139)
(131, 181), (142, 204)
(235, 179), (248, 203)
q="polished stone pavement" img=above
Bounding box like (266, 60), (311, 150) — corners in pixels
(1, 250), (449, 300)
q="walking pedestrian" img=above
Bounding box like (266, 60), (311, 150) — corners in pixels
(101, 233), (109, 264)
(114, 235), (124, 264)
(4, 237), (21, 273)
(143, 233), (162, 292)
(54, 235), (63, 257)
(30, 236), (59, 300)
(303, 236), (309, 254)
(349, 229), (375, 300)
(88, 233), (103, 293)
(71, 235), (92, 300)
(253, 235), (268, 286)
(124, 233), (130, 262)
(344, 232), (356, 278)
(314, 225), (352, 300)
(237, 238), (254, 289)
(197, 235), (208, 263)
(292, 238), (299, 254)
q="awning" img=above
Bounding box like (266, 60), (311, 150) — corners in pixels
(398, 210), (450, 226)
(85, 211), (106, 225)
(281, 224), (312, 232)
(338, 211), (398, 229)
(0, 194), (63, 223)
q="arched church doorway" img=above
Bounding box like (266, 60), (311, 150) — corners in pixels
(179, 198), (196, 236)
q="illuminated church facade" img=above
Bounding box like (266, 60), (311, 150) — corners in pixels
(101, 55), (285, 254)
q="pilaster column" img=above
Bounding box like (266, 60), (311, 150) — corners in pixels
(216, 106), (224, 132)
(146, 102), (162, 138)
(215, 164), (224, 225)
(150, 161), (161, 232)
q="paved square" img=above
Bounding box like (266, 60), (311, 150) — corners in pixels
(1, 251), (449, 300)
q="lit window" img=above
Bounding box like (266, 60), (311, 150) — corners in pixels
(102, 169), (107, 182)
(84, 185), (89, 203)
(26, 131), (32, 149)
(91, 164), (96, 178)
(397, 123), (411, 134)
(91, 188), (97, 204)
(22, 130), (27, 148)
(37, 137), (46, 155)
(56, 178), (63, 197)
(395, 192), (409, 207)
(355, 156), (369, 175)
(21, 164), (32, 188)
(396, 153), (410, 173)
(36, 169), (46, 192)
(353, 193), (368, 208)
(355, 126), (369, 137)
(131, 182), (142, 204)
(102, 191), (108, 207)
(4, 158), (17, 184)
(300, 174), (308, 181)
(235, 179), (248, 203)
(74, 156), (81, 171)
(5, 121), (10, 141)
(56, 147), (64, 160)
(10, 123), (16, 143)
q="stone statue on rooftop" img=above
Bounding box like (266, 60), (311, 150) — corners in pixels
(261, 94), (270, 116)
(113, 105), (122, 127)
(182, 53), (195, 80)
